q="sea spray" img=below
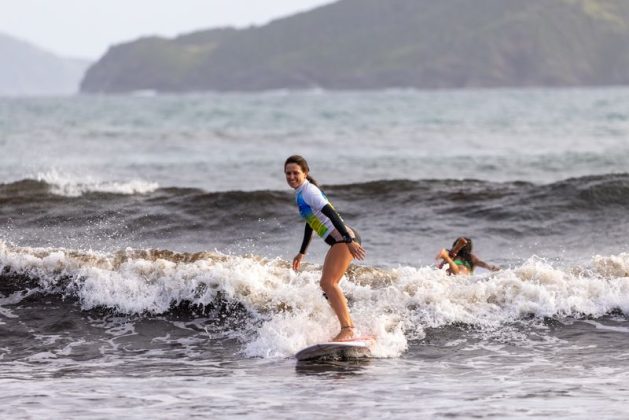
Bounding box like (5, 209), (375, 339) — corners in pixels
(35, 169), (158, 197)
(2, 241), (629, 359)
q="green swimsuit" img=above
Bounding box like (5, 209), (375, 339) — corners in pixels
(454, 259), (473, 272)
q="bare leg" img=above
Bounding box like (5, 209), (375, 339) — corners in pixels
(320, 243), (355, 341)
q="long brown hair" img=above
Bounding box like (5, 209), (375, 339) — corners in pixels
(452, 236), (473, 268)
(284, 155), (319, 186)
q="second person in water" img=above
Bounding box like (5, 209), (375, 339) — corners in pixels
(437, 236), (500, 275)
(284, 155), (365, 342)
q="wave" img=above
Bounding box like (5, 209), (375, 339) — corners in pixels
(36, 170), (159, 197)
(1, 173), (628, 266)
(0, 171), (629, 209)
(0, 170), (159, 198)
(332, 172), (629, 209)
(3, 172), (628, 205)
(1, 240), (629, 358)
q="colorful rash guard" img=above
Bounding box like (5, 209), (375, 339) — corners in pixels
(294, 180), (338, 239)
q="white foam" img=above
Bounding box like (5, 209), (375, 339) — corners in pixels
(592, 253), (629, 277)
(35, 169), (158, 197)
(2, 241), (629, 359)
(582, 320), (629, 333)
(0, 292), (27, 319)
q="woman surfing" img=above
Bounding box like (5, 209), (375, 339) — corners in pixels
(284, 155), (365, 342)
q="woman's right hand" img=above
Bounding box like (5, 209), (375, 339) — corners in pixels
(436, 248), (450, 261)
(292, 253), (304, 271)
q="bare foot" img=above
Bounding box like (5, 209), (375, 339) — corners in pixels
(332, 326), (355, 342)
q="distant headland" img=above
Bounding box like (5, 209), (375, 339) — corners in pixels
(81, 0), (629, 93)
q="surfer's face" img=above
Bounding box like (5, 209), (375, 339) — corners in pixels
(285, 163), (307, 189)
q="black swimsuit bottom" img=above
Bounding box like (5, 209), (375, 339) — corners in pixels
(324, 226), (362, 247)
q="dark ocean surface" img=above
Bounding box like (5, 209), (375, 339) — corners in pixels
(1, 89), (629, 418)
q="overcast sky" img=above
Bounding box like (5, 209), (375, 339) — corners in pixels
(0, 0), (335, 59)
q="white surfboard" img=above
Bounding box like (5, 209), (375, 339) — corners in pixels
(295, 337), (375, 361)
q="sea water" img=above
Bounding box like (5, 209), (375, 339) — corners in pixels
(1, 89), (629, 418)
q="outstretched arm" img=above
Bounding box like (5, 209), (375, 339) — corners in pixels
(471, 255), (500, 272)
(293, 224), (313, 270)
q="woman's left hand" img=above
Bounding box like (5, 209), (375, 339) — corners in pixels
(347, 241), (366, 260)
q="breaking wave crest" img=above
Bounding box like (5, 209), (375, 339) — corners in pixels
(1, 240), (629, 358)
(36, 170), (159, 197)
(0, 170), (160, 197)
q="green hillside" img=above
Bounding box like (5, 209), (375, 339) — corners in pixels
(81, 0), (629, 92)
